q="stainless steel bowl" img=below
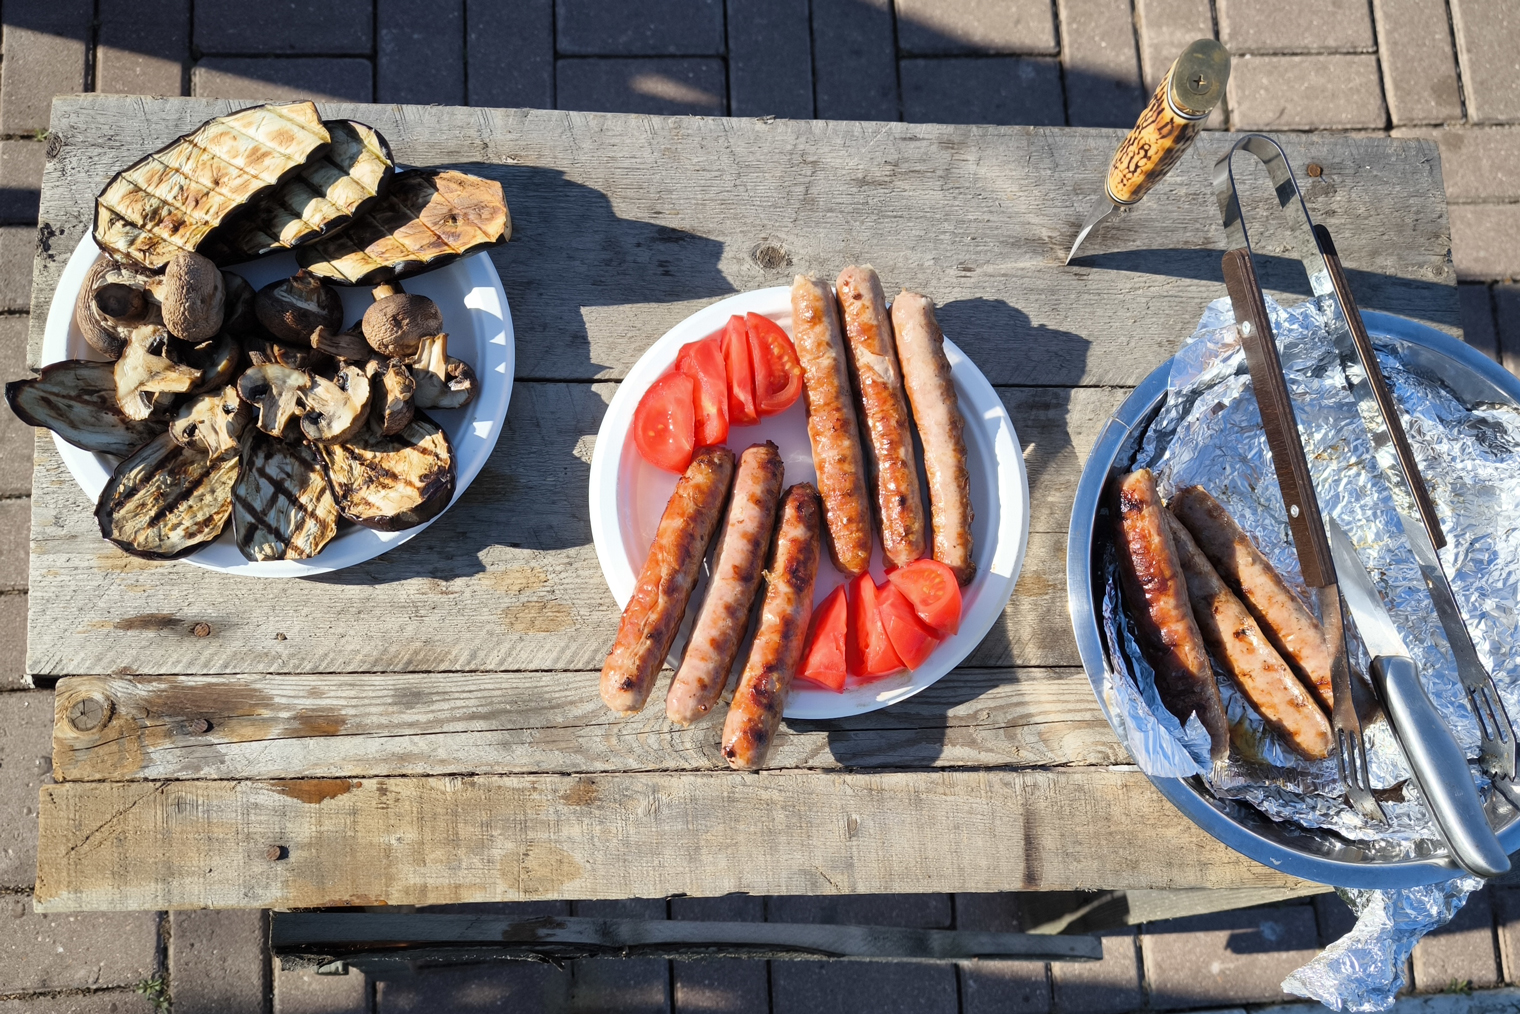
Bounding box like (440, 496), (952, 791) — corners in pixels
(1067, 310), (1520, 888)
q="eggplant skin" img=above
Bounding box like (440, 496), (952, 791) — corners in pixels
(6, 360), (166, 457)
(95, 432), (240, 560)
(232, 433), (339, 561)
(316, 412), (455, 531)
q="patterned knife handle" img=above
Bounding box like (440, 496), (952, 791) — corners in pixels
(1107, 39), (1231, 205)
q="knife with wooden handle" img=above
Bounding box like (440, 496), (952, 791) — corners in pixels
(1066, 39), (1230, 264)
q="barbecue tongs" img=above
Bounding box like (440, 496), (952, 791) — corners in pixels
(1212, 135), (1513, 874)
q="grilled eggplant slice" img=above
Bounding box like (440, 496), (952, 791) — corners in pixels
(206, 120), (395, 262)
(95, 101), (330, 270)
(317, 412), (455, 530)
(96, 431), (240, 560)
(6, 360), (166, 457)
(232, 433), (339, 561)
(297, 169), (509, 285)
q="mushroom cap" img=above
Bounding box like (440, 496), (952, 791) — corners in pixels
(362, 292), (442, 358)
(183, 334), (244, 396)
(242, 330), (329, 372)
(300, 364), (372, 444)
(409, 333), (479, 410)
(160, 251), (225, 341)
(255, 271), (344, 344)
(365, 357), (415, 435)
(75, 253), (160, 360)
(236, 363), (311, 438)
(114, 325), (202, 421)
(311, 326), (373, 361)
(170, 386), (250, 459)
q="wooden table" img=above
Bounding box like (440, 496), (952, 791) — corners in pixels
(25, 97), (1460, 912)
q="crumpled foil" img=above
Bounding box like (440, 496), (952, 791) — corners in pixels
(1099, 294), (1520, 1008)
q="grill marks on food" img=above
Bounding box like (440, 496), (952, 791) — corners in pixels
(95, 432), (240, 559)
(316, 414), (456, 530)
(233, 434), (339, 561)
(6, 361), (165, 457)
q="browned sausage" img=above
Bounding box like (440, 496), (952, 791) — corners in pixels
(1165, 512), (1333, 760)
(891, 289), (974, 585)
(791, 275), (872, 577)
(1170, 485), (1334, 713)
(1114, 469), (1229, 761)
(721, 483), (821, 770)
(600, 445), (735, 714)
(836, 266), (927, 569)
(666, 442), (785, 726)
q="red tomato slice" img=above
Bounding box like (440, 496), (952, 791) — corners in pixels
(848, 572), (904, 680)
(887, 559), (963, 637)
(633, 371), (696, 473)
(676, 336), (728, 447)
(721, 316), (759, 427)
(797, 585), (849, 692)
(745, 312), (804, 416)
(876, 582), (940, 670)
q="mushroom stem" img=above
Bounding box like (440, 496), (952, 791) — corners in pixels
(372, 282), (403, 299)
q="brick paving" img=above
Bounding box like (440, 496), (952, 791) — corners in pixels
(3, 1), (1520, 1012)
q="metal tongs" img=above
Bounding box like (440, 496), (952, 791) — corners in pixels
(1212, 134), (1512, 874)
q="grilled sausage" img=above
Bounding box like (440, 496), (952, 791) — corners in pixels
(722, 483), (822, 770)
(666, 442), (786, 726)
(600, 445), (735, 714)
(791, 275), (872, 577)
(891, 290), (974, 585)
(1113, 469), (1230, 761)
(1170, 486), (1334, 713)
(1165, 512), (1333, 760)
(836, 266), (927, 569)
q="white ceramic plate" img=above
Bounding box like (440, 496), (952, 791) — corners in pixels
(41, 235), (514, 577)
(589, 286), (1029, 720)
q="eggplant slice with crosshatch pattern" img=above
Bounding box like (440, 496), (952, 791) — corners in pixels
(95, 431), (242, 559)
(316, 413), (456, 530)
(232, 433), (340, 562)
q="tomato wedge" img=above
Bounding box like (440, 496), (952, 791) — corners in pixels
(848, 572), (904, 680)
(745, 312), (804, 416)
(676, 336), (728, 447)
(633, 371), (696, 473)
(887, 559), (963, 637)
(721, 316), (759, 427)
(797, 585), (849, 692)
(876, 582), (940, 670)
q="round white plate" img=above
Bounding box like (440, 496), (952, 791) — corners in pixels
(41, 235), (514, 577)
(589, 286), (1029, 720)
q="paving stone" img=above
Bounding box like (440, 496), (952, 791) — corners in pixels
(1057, 0), (1145, 128)
(1492, 886), (1520, 982)
(1134, 0), (1214, 88)
(1458, 283), (1501, 362)
(1372, 0), (1463, 125)
(900, 57), (1065, 126)
(727, 0), (814, 119)
(556, 0), (724, 56)
(1314, 892), (1360, 945)
(0, 498), (31, 593)
(556, 57), (726, 115)
(192, 58), (375, 103)
(377, 0), (464, 105)
(1141, 905), (1321, 1009)
(0, 142), (45, 225)
(771, 961), (959, 1014)
(193, 0), (373, 55)
(768, 894), (954, 928)
(1450, 205), (1520, 282)
(811, 0), (899, 121)
(1051, 928), (1142, 1014)
(374, 961), (568, 1011)
(1496, 283), (1520, 377)
(170, 909), (271, 1013)
(1227, 54), (1388, 130)
(568, 898), (670, 1013)
(466, 0), (554, 109)
(0, 229), (35, 313)
(0, 0), (91, 134)
(275, 960), (370, 1013)
(96, 0), (190, 97)
(1449, 0), (1520, 124)
(0, 594), (27, 690)
(1410, 889), (1499, 992)
(0, 992), (158, 1013)
(896, 0), (1059, 56)
(1393, 126), (1520, 203)
(0, 895), (160, 992)
(0, 315), (34, 499)
(0, 689), (49, 888)
(1218, 0), (1375, 54)
(672, 895), (766, 1014)
(953, 894), (1051, 1014)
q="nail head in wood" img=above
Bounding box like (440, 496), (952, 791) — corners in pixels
(267, 845), (287, 861)
(190, 718), (212, 735)
(1306, 163), (1323, 177)
(191, 623), (211, 638)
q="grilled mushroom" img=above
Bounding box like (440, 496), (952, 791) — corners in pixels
(5, 360), (166, 457)
(409, 333), (478, 410)
(255, 271), (344, 344)
(233, 434), (339, 561)
(183, 334), (243, 395)
(362, 289), (441, 358)
(74, 253), (160, 359)
(158, 252), (225, 341)
(311, 326), (372, 361)
(242, 331), (327, 371)
(115, 325), (202, 421)
(365, 358), (415, 435)
(170, 385), (250, 459)
(316, 412), (455, 530)
(300, 364), (371, 444)
(96, 431), (241, 560)
(237, 363), (310, 438)
(221, 272), (259, 338)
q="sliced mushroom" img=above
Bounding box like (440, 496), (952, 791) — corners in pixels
(183, 334), (243, 395)
(114, 325), (202, 421)
(5, 360), (166, 457)
(409, 333), (478, 410)
(74, 253), (161, 360)
(221, 272), (259, 338)
(255, 271), (344, 344)
(236, 363), (310, 438)
(170, 385), (250, 459)
(316, 411), (456, 531)
(156, 251), (225, 341)
(242, 330), (327, 371)
(311, 325), (373, 361)
(365, 357), (415, 435)
(362, 290), (442, 358)
(300, 364), (372, 444)
(95, 431), (241, 560)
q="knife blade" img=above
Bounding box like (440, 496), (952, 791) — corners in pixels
(1065, 39), (1230, 264)
(1328, 520), (1510, 878)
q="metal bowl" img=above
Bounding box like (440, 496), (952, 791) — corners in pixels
(1067, 310), (1520, 889)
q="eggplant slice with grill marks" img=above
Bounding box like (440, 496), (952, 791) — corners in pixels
(6, 360), (166, 457)
(316, 412), (455, 530)
(94, 101), (330, 271)
(95, 431), (241, 560)
(233, 433), (340, 561)
(297, 169), (510, 285)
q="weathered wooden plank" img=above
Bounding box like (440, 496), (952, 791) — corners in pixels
(34, 768), (1313, 911)
(28, 383), (1104, 678)
(31, 99), (1457, 384)
(50, 667), (1125, 782)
